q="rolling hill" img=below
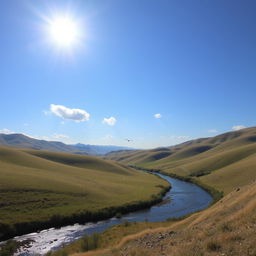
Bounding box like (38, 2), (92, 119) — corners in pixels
(105, 127), (256, 194)
(85, 175), (256, 256)
(52, 127), (256, 256)
(0, 145), (168, 240)
(0, 133), (134, 156)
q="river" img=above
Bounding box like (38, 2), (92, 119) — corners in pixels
(12, 172), (212, 255)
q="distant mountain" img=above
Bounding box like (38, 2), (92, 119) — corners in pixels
(0, 133), (134, 155)
(0, 133), (86, 154)
(72, 143), (134, 155)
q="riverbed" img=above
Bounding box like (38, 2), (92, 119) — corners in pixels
(13, 172), (212, 255)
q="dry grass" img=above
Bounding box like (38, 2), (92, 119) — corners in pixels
(73, 179), (256, 256)
(0, 146), (169, 229)
(106, 127), (256, 194)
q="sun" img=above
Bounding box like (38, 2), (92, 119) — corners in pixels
(48, 16), (80, 48)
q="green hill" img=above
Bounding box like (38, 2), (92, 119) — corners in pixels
(49, 128), (256, 256)
(0, 133), (135, 156)
(105, 127), (256, 194)
(0, 146), (168, 240)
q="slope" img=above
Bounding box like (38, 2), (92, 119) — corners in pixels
(91, 177), (256, 256)
(105, 127), (256, 194)
(0, 146), (169, 240)
(0, 133), (86, 154)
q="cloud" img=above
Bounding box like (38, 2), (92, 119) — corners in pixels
(50, 104), (90, 122)
(52, 133), (69, 139)
(177, 136), (189, 140)
(102, 117), (116, 126)
(208, 129), (218, 133)
(154, 113), (162, 119)
(232, 125), (246, 131)
(103, 134), (114, 141)
(0, 128), (13, 134)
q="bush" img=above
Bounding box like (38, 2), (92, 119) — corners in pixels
(80, 233), (100, 252)
(123, 221), (131, 227)
(220, 222), (233, 232)
(115, 212), (122, 219)
(0, 240), (19, 256)
(206, 241), (221, 251)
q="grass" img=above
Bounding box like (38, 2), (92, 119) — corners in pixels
(106, 127), (256, 194)
(48, 221), (173, 256)
(0, 146), (169, 240)
(67, 127), (256, 256)
(3, 127), (256, 255)
(74, 178), (256, 256)
(0, 240), (20, 256)
(48, 164), (222, 256)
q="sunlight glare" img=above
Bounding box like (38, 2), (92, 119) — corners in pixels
(49, 16), (80, 48)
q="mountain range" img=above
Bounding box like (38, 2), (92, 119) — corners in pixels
(0, 133), (133, 155)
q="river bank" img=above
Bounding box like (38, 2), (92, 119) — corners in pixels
(6, 171), (213, 255)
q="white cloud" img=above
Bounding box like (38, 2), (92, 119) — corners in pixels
(177, 136), (189, 140)
(232, 125), (246, 131)
(208, 129), (218, 133)
(103, 134), (114, 141)
(50, 104), (90, 122)
(102, 117), (116, 126)
(154, 113), (162, 119)
(0, 128), (13, 134)
(169, 135), (190, 140)
(52, 133), (69, 139)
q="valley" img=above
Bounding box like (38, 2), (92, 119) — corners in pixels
(0, 146), (168, 241)
(0, 128), (256, 256)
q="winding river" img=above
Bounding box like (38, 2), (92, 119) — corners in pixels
(13, 172), (212, 255)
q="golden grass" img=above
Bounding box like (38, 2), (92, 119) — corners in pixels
(0, 146), (169, 226)
(106, 127), (256, 194)
(73, 179), (256, 256)
(85, 127), (256, 256)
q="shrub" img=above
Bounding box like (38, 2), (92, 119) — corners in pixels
(206, 241), (221, 251)
(115, 212), (122, 219)
(0, 240), (19, 256)
(123, 221), (131, 227)
(220, 222), (233, 232)
(80, 233), (100, 252)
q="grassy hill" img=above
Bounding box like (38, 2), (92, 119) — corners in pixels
(0, 133), (135, 156)
(43, 127), (256, 256)
(105, 127), (256, 194)
(0, 146), (169, 240)
(0, 133), (87, 154)
(83, 176), (256, 256)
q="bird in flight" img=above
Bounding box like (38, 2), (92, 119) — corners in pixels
(126, 139), (133, 142)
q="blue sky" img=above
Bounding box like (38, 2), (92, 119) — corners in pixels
(1, 0), (256, 148)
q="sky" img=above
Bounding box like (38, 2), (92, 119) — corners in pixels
(1, 0), (256, 148)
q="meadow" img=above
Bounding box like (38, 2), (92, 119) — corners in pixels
(0, 146), (169, 240)
(106, 127), (256, 194)
(48, 127), (256, 255)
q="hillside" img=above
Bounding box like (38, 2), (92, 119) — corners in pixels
(0, 133), (87, 154)
(0, 133), (134, 156)
(105, 127), (256, 194)
(38, 127), (256, 256)
(0, 146), (169, 240)
(84, 176), (256, 256)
